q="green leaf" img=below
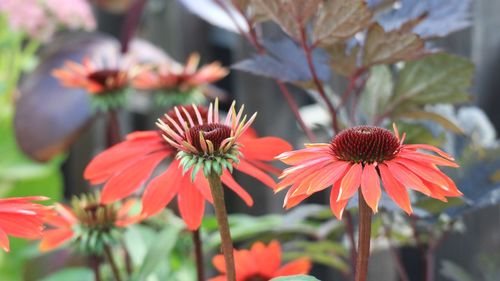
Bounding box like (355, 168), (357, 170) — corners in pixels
(38, 268), (94, 281)
(397, 110), (464, 134)
(130, 225), (181, 281)
(271, 275), (321, 281)
(360, 65), (393, 119)
(415, 197), (465, 215)
(391, 53), (474, 113)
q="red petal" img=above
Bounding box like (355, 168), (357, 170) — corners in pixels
(330, 181), (349, 219)
(236, 160), (277, 189)
(251, 240), (281, 276)
(274, 258), (312, 277)
(338, 164), (362, 201)
(403, 144), (455, 160)
(398, 151), (459, 168)
(240, 137), (292, 161)
(221, 172), (254, 206)
(178, 176), (206, 231)
(386, 161), (431, 196)
(194, 173), (213, 203)
(212, 254), (226, 273)
(361, 164), (381, 213)
(101, 151), (168, 204)
(379, 164), (412, 214)
(141, 162), (183, 217)
(39, 228), (74, 251)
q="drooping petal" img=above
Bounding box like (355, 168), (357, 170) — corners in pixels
(379, 164), (412, 214)
(338, 163), (363, 201)
(239, 137), (292, 161)
(212, 255), (226, 274)
(39, 228), (74, 252)
(398, 150), (459, 168)
(236, 160), (277, 189)
(101, 151), (169, 204)
(178, 177), (206, 230)
(194, 173), (213, 203)
(251, 240), (281, 276)
(276, 144), (331, 165)
(141, 162), (183, 217)
(361, 164), (381, 213)
(330, 181), (350, 219)
(385, 161), (431, 196)
(220, 172), (253, 206)
(274, 258), (312, 277)
(403, 144), (455, 160)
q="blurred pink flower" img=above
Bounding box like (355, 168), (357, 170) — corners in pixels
(0, 0), (95, 41)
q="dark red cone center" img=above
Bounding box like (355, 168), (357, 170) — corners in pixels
(87, 69), (123, 91)
(330, 126), (400, 164)
(244, 274), (270, 281)
(188, 123), (232, 151)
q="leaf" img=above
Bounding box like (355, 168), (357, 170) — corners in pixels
(414, 197), (464, 215)
(271, 275), (321, 281)
(440, 260), (474, 281)
(360, 65), (393, 120)
(312, 0), (372, 46)
(378, 0), (472, 38)
(397, 110), (464, 134)
(390, 53), (474, 113)
(326, 42), (360, 77)
(130, 225), (181, 281)
(253, 0), (321, 40)
(362, 22), (427, 67)
(38, 268), (94, 281)
(178, 0), (249, 33)
(232, 38), (331, 82)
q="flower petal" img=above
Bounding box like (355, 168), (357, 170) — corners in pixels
(379, 164), (412, 214)
(330, 181), (350, 219)
(39, 228), (74, 252)
(220, 172), (253, 206)
(101, 151), (169, 204)
(141, 162), (183, 217)
(361, 164), (381, 213)
(240, 137), (292, 161)
(274, 258), (312, 277)
(338, 163), (363, 201)
(385, 161), (431, 196)
(0, 228), (9, 252)
(178, 176), (206, 230)
(236, 160), (277, 189)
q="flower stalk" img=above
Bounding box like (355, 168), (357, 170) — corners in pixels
(192, 230), (205, 281)
(104, 244), (123, 281)
(207, 172), (236, 281)
(106, 109), (121, 147)
(355, 192), (373, 281)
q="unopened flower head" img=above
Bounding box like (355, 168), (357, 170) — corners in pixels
(40, 192), (138, 255)
(277, 124), (462, 218)
(157, 99), (256, 180)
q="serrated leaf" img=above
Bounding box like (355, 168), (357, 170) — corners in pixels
(253, 0), (321, 40)
(390, 53), (474, 113)
(360, 65), (393, 120)
(232, 38), (331, 82)
(378, 0), (472, 38)
(312, 0), (372, 46)
(271, 275), (320, 281)
(326, 42), (360, 77)
(363, 22), (427, 67)
(398, 110), (464, 134)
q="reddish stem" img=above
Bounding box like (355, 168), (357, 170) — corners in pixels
(104, 245), (123, 281)
(277, 81), (317, 142)
(299, 27), (340, 133)
(90, 256), (102, 281)
(121, 240), (133, 276)
(355, 193), (373, 281)
(192, 230), (205, 281)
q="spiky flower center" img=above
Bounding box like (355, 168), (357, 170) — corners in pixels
(71, 194), (117, 231)
(331, 126), (400, 164)
(244, 274), (269, 281)
(188, 123), (232, 152)
(87, 69), (124, 92)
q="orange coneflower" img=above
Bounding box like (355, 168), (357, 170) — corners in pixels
(276, 124), (462, 218)
(39, 192), (137, 254)
(0, 196), (52, 252)
(133, 53), (228, 106)
(83, 102), (291, 230)
(52, 56), (138, 111)
(209, 240), (311, 281)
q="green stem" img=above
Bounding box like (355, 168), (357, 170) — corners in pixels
(355, 192), (373, 281)
(104, 244), (123, 281)
(207, 172), (236, 281)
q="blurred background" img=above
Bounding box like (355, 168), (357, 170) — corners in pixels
(1, 0), (500, 280)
